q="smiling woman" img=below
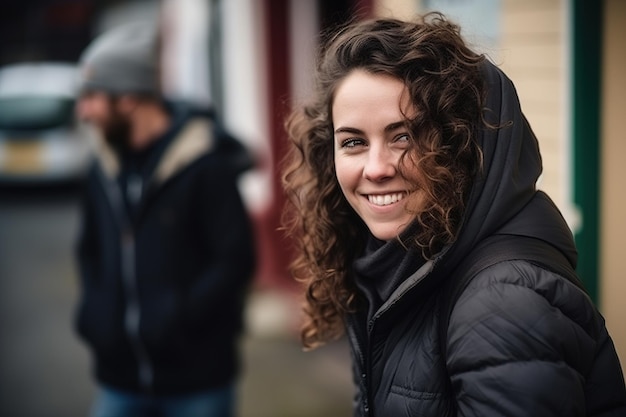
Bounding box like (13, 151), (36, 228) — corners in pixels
(281, 12), (626, 417)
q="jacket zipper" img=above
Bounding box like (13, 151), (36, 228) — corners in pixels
(121, 229), (154, 391)
(346, 314), (372, 416)
(99, 170), (154, 392)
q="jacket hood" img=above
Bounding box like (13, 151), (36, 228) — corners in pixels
(436, 61), (577, 275)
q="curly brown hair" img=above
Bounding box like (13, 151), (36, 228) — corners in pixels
(281, 13), (487, 349)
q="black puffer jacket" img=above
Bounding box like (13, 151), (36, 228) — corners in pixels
(74, 103), (256, 395)
(346, 62), (626, 416)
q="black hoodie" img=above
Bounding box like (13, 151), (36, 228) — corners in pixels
(346, 61), (626, 417)
(74, 102), (256, 395)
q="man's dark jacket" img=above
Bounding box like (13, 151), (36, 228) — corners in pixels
(346, 62), (626, 416)
(74, 104), (256, 395)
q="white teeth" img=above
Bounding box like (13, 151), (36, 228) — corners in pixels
(368, 193), (405, 206)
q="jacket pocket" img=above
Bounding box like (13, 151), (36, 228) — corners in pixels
(382, 385), (451, 417)
(390, 385), (443, 400)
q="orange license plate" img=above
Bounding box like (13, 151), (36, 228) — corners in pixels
(3, 141), (44, 173)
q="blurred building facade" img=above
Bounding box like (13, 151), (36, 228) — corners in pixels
(2, 0), (624, 372)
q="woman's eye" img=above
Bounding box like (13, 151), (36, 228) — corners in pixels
(341, 138), (365, 148)
(395, 133), (410, 143)
(392, 134), (411, 148)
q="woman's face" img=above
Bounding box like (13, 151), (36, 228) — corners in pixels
(333, 70), (424, 240)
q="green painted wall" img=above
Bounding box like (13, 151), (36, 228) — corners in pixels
(571, 0), (603, 303)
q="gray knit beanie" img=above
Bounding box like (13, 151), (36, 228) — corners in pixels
(78, 21), (160, 96)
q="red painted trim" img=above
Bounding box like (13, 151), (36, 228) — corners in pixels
(253, 0), (294, 288)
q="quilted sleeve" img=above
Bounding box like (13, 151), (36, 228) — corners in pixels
(445, 260), (609, 417)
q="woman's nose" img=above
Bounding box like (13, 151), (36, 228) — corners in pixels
(363, 146), (396, 181)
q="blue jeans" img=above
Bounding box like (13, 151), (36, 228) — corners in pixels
(89, 384), (235, 417)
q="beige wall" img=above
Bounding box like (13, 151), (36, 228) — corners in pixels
(600, 0), (626, 373)
(374, 0), (420, 18)
(498, 0), (572, 222)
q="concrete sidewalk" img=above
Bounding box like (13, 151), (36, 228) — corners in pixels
(240, 289), (353, 417)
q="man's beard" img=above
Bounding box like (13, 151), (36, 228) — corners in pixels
(102, 109), (132, 152)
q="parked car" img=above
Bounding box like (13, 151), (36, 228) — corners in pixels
(0, 62), (94, 185)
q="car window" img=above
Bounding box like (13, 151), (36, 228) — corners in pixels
(0, 63), (78, 130)
(0, 96), (75, 130)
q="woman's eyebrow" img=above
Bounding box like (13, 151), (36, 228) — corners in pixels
(334, 126), (363, 135)
(384, 121), (406, 133)
(335, 121), (406, 135)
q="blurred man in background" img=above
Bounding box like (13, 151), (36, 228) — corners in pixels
(73, 21), (256, 417)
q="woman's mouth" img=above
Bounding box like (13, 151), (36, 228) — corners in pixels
(367, 192), (406, 206)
